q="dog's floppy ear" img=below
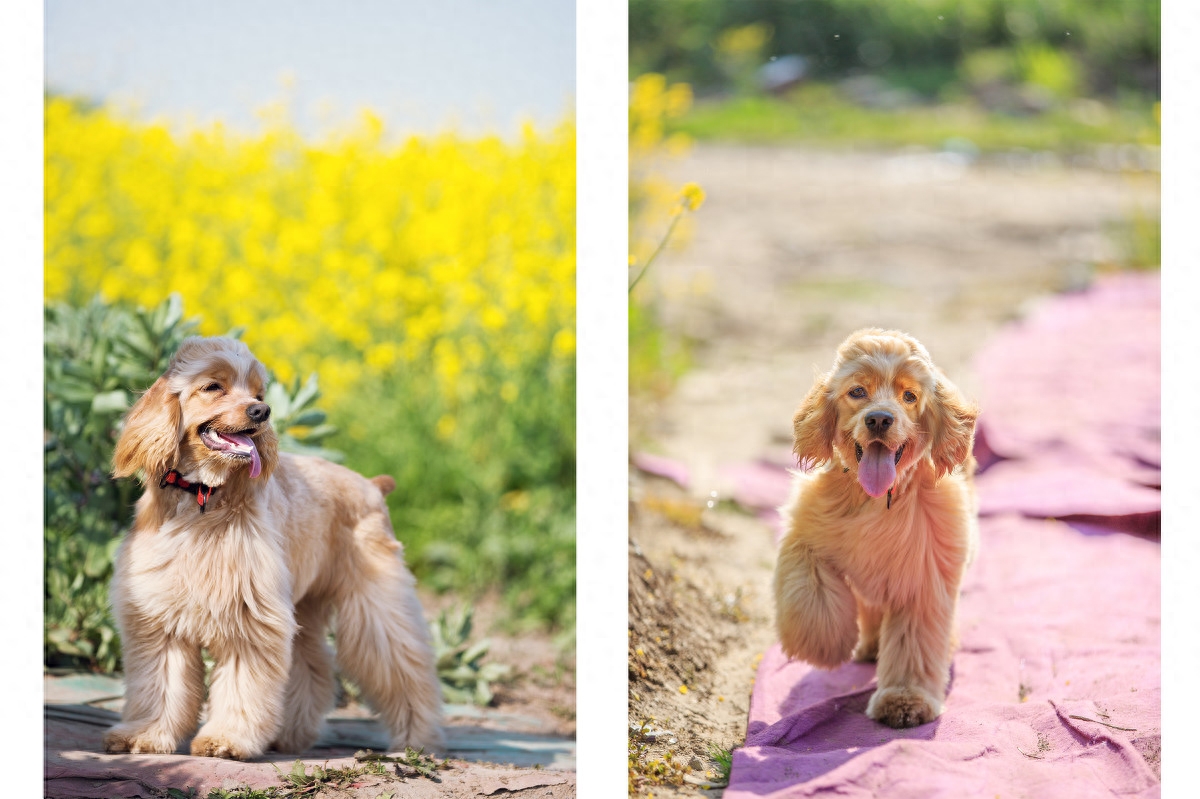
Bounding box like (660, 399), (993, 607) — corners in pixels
(925, 377), (978, 478)
(793, 374), (838, 470)
(113, 377), (182, 482)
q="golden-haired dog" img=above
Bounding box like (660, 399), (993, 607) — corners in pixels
(103, 337), (442, 759)
(775, 328), (979, 728)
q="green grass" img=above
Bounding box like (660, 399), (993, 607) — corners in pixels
(673, 86), (1160, 153)
(709, 743), (734, 784)
(629, 297), (693, 405)
(336, 361), (575, 634)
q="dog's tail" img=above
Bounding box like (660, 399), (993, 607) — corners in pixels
(370, 475), (396, 495)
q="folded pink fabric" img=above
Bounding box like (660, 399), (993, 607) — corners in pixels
(973, 273), (1160, 520)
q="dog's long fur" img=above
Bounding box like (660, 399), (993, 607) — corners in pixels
(774, 328), (979, 728)
(103, 337), (442, 759)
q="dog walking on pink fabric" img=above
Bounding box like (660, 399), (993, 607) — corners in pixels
(103, 337), (442, 759)
(775, 328), (979, 728)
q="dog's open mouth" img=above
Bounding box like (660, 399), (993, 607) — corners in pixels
(854, 441), (906, 498)
(200, 425), (263, 479)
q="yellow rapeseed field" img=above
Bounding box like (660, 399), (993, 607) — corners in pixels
(45, 97), (576, 434)
(45, 97), (577, 628)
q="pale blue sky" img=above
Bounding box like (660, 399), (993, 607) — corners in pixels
(45, 0), (576, 137)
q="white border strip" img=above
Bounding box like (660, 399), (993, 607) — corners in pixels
(1161, 0), (1199, 792)
(0, 0), (44, 787)
(575, 0), (628, 794)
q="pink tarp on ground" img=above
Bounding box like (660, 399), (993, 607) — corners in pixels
(727, 515), (1160, 799)
(721, 274), (1161, 797)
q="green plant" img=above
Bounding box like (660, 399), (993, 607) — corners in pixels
(44, 294), (339, 672)
(204, 756), (411, 798)
(709, 743), (734, 784)
(429, 606), (512, 705)
(355, 748), (449, 781)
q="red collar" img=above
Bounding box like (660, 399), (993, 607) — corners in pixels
(160, 470), (218, 512)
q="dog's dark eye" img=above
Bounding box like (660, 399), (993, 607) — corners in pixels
(903, 390), (917, 403)
(202, 383), (222, 393)
(849, 387), (867, 399)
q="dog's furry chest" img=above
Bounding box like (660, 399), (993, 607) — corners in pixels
(836, 505), (933, 607)
(116, 512), (295, 647)
(786, 469), (974, 609)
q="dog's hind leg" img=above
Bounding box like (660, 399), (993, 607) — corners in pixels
(851, 589), (884, 663)
(271, 597), (336, 753)
(334, 521), (443, 752)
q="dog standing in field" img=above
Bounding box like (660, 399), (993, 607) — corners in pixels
(775, 328), (978, 728)
(103, 336), (442, 759)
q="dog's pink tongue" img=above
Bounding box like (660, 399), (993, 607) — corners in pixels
(857, 442), (896, 498)
(223, 432), (262, 479)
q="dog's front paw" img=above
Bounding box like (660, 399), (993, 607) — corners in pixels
(103, 724), (178, 755)
(190, 730), (258, 760)
(866, 686), (942, 729)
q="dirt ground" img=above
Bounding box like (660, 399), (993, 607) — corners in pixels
(627, 143), (1159, 795)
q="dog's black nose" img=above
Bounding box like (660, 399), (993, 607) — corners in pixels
(246, 403), (271, 424)
(864, 410), (893, 432)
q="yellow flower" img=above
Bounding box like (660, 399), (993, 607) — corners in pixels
(679, 182), (706, 212)
(44, 97), (576, 430)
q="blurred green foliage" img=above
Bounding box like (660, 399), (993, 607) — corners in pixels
(44, 295), (340, 671)
(631, 0), (1159, 98)
(429, 606), (512, 705)
(674, 85), (1159, 151)
(336, 347), (575, 633)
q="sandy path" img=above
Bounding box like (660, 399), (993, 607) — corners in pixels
(636, 145), (1158, 480)
(628, 143), (1158, 795)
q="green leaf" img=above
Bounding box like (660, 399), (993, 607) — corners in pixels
(291, 373), (321, 411)
(90, 390), (129, 414)
(264, 381), (292, 418)
(474, 681), (493, 706)
(287, 409), (327, 428)
(461, 639), (491, 665)
(291, 423), (338, 442)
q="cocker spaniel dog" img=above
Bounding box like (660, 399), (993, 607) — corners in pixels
(775, 328), (978, 728)
(103, 336), (442, 759)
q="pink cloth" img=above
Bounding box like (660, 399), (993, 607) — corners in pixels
(631, 451), (690, 489)
(727, 515), (1160, 799)
(972, 273), (1160, 520)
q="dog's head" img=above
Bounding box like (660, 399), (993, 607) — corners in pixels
(792, 328), (977, 498)
(113, 337), (279, 486)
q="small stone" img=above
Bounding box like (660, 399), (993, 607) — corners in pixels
(689, 756), (704, 770)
